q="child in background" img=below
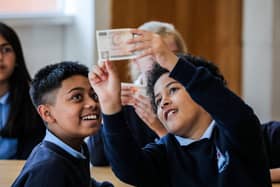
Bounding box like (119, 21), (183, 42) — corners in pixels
(0, 22), (45, 159)
(89, 29), (271, 186)
(12, 62), (113, 187)
(88, 21), (187, 166)
(262, 121), (280, 182)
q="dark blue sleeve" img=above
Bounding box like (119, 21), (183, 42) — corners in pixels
(87, 125), (110, 166)
(261, 121), (280, 168)
(123, 106), (159, 146)
(91, 178), (114, 187)
(102, 111), (167, 186)
(170, 57), (262, 155)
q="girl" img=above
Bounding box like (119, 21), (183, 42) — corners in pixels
(0, 22), (45, 159)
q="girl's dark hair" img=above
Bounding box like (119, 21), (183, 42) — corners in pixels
(146, 54), (226, 112)
(0, 22), (45, 147)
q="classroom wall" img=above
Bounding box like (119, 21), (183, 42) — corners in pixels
(242, 0), (280, 122)
(11, 25), (65, 76)
(0, 0), (95, 76)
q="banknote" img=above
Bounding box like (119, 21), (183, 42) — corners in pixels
(121, 82), (147, 106)
(121, 82), (147, 96)
(96, 29), (137, 61)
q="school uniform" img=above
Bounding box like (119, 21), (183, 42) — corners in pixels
(101, 57), (271, 187)
(262, 121), (280, 168)
(12, 130), (113, 187)
(0, 92), (45, 159)
(87, 106), (158, 166)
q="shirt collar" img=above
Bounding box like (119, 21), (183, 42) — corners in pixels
(44, 130), (86, 159)
(175, 120), (216, 146)
(0, 92), (9, 105)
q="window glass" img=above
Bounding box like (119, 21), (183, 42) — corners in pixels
(0, 0), (64, 13)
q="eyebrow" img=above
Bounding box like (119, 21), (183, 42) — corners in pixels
(67, 87), (84, 94)
(155, 81), (178, 98)
(0, 43), (11, 47)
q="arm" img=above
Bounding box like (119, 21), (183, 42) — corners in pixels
(262, 121), (280, 168)
(169, 58), (262, 153)
(270, 168), (280, 182)
(129, 29), (262, 152)
(121, 83), (165, 138)
(89, 61), (167, 186)
(133, 94), (167, 137)
(87, 126), (109, 166)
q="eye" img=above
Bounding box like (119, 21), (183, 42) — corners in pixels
(169, 87), (179, 95)
(90, 92), (99, 102)
(71, 94), (83, 102)
(90, 89), (98, 101)
(155, 97), (162, 107)
(1, 45), (13, 54)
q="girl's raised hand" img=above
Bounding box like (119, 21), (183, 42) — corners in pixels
(88, 61), (121, 114)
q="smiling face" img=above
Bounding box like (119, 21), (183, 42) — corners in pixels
(0, 35), (16, 85)
(154, 73), (211, 138)
(40, 75), (101, 144)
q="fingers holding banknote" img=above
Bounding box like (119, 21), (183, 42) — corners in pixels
(89, 60), (122, 114)
(128, 29), (178, 71)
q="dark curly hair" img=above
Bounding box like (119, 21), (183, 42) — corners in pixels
(146, 54), (226, 113)
(30, 61), (89, 107)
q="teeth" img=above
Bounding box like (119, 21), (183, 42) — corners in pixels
(167, 110), (176, 119)
(82, 115), (98, 120)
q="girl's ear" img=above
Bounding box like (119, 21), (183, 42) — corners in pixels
(37, 105), (56, 124)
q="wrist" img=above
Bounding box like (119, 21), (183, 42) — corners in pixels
(99, 98), (122, 115)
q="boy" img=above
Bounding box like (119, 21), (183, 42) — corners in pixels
(89, 29), (271, 186)
(12, 62), (113, 187)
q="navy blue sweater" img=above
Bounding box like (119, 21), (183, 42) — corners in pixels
(102, 58), (271, 187)
(262, 121), (280, 168)
(12, 141), (113, 187)
(87, 106), (158, 166)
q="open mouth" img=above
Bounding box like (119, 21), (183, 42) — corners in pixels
(81, 114), (99, 120)
(164, 109), (177, 121)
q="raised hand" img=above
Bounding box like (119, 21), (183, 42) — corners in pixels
(128, 29), (179, 71)
(88, 61), (121, 114)
(133, 94), (167, 137)
(121, 84), (135, 106)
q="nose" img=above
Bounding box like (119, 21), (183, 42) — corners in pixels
(84, 97), (99, 110)
(160, 97), (171, 110)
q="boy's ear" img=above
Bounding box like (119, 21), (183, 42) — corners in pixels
(37, 105), (56, 124)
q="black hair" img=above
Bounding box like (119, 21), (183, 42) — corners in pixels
(0, 23), (43, 138)
(146, 54), (226, 112)
(30, 61), (89, 107)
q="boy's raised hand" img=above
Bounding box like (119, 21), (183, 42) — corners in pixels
(88, 61), (122, 114)
(128, 29), (179, 71)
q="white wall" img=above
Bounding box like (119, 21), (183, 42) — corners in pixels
(243, 0), (280, 122)
(64, 0), (95, 68)
(271, 0), (280, 120)
(0, 0), (95, 76)
(11, 25), (65, 76)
